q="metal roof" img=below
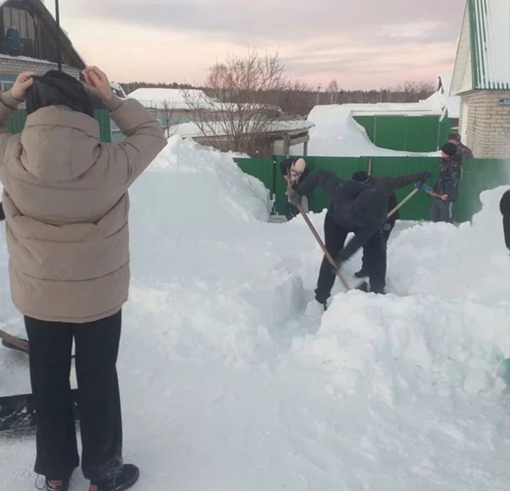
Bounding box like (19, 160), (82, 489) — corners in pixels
(451, 0), (510, 94)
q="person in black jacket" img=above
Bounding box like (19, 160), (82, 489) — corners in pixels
(0, 202), (4, 221)
(428, 142), (462, 223)
(280, 157), (310, 220)
(291, 170), (389, 307)
(500, 190), (510, 251)
(351, 169), (431, 278)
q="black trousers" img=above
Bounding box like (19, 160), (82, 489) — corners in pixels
(503, 212), (510, 250)
(359, 220), (393, 279)
(25, 311), (123, 482)
(315, 213), (386, 303)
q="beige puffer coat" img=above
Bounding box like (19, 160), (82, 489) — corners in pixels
(0, 92), (166, 322)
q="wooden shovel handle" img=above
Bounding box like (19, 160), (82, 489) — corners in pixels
(0, 328), (29, 353)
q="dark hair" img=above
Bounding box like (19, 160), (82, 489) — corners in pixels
(448, 133), (461, 141)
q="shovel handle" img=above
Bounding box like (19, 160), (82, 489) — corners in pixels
(292, 196), (351, 290)
(387, 187), (420, 218)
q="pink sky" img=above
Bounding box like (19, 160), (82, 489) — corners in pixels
(51, 0), (466, 90)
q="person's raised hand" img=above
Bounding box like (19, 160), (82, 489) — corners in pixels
(82, 66), (114, 102)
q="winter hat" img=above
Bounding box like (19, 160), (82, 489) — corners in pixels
(441, 142), (458, 157)
(351, 170), (369, 183)
(293, 158), (306, 173)
(25, 70), (94, 117)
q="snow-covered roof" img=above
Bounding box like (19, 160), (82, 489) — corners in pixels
(128, 88), (210, 110)
(301, 105), (440, 157)
(172, 120), (314, 139)
(129, 88), (282, 114)
(451, 0), (510, 94)
(340, 93), (444, 117)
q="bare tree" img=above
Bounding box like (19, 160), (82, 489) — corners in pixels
(160, 99), (178, 137)
(327, 79), (339, 104)
(184, 49), (288, 155)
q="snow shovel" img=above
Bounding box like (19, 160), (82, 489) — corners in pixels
(0, 328), (29, 355)
(291, 194), (368, 292)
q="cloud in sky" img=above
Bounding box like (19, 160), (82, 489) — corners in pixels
(58, 0), (466, 88)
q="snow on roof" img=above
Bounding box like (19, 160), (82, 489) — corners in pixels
(452, 0), (510, 93)
(336, 92), (445, 117)
(129, 88), (281, 114)
(128, 88), (210, 110)
(438, 73), (460, 118)
(301, 105), (439, 157)
(172, 119), (314, 139)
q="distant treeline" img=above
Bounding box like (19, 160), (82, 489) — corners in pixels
(120, 80), (436, 117)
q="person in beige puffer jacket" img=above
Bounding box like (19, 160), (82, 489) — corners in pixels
(0, 68), (166, 491)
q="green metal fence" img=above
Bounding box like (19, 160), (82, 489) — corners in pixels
(353, 115), (452, 153)
(5, 109), (112, 142)
(233, 156), (510, 222)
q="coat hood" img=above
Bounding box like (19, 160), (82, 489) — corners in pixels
(20, 106), (100, 181)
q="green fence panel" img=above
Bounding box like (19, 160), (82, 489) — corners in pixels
(352, 116), (375, 142)
(6, 110), (27, 134)
(406, 116), (441, 152)
(353, 115), (453, 153)
(372, 116), (408, 151)
(5, 109), (112, 142)
(94, 109), (112, 143)
(234, 155), (510, 222)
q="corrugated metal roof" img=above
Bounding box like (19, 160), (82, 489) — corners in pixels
(470, 0), (510, 90)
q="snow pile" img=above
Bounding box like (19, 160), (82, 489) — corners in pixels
(0, 138), (509, 490)
(142, 135), (271, 225)
(389, 186), (510, 302)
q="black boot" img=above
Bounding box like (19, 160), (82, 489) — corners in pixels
(354, 268), (368, 278)
(89, 464), (139, 491)
(46, 479), (69, 491)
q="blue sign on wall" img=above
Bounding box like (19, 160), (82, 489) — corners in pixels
(498, 98), (510, 107)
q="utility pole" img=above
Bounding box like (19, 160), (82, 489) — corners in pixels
(55, 0), (62, 70)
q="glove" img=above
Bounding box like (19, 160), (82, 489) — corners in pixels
(415, 182), (433, 194)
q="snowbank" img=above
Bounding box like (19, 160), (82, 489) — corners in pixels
(389, 186), (510, 302)
(0, 138), (509, 491)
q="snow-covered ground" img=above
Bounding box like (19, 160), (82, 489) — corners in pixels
(1, 136), (509, 490)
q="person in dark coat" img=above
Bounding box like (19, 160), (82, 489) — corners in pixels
(351, 169), (431, 278)
(448, 132), (474, 159)
(427, 142), (462, 223)
(280, 156), (310, 220)
(290, 170), (389, 307)
(500, 190), (510, 251)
